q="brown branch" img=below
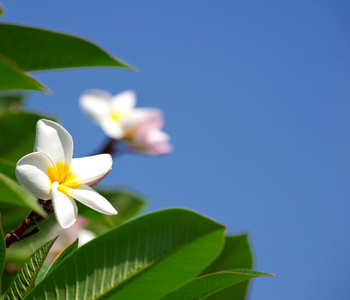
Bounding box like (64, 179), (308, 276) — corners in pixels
(95, 138), (118, 155)
(5, 200), (53, 248)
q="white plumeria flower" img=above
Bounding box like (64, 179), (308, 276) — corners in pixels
(15, 119), (117, 229)
(79, 89), (162, 140)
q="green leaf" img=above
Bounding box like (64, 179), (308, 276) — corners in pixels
(0, 53), (48, 93)
(0, 158), (16, 180)
(0, 214), (6, 277)
(79, 189), (146, 228)
(35, 239), (79, 286)
(161, 269), (274, 300)
(26, 209), (226, 300)
(3, 237), (57, 300)
(0, 172), (46, 217)
(0, 112), (56, 162)
(45, 238), (79, 278)
(0, 23), (134, 72)
(201, 234), (253, 300)
(33, 261), (50, 287)
(202, 235), (253, 273)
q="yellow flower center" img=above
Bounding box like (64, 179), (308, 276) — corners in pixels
(110, 110), (129, 124)
(47, 161), (80, 194)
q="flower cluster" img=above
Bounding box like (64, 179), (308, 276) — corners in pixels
(80, 90), (173, 155)
(14, 90), (172, 232)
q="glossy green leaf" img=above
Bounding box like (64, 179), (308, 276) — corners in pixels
(0, 112), (55, 162)
(26, 209), (226, 300)
(161, 269), (274, 300)
(201, 234), (253, 300)
(0, 53), (48, 92)
(0, 172), (46, 216)
(0, 23), (134, 71)
(0, 214), (6, 277)
(3, 237), (57, 300)
(79, 189), (146, 227)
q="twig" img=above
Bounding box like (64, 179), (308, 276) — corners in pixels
(95, 138), (118, 155)
(5, 200), (53, 248)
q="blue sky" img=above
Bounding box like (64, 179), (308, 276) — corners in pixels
(3, 1), (350, 299)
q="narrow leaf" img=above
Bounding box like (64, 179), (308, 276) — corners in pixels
(161, 269), (274, 300)
(0, 214), (6, 277)
(0, 23), (134, 71)
(0, 172), (46, 217)
(26, 209), (226, 300)
(3, 237), (57, 300)
(0, 53), (48, 92)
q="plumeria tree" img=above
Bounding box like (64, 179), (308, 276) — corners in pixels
(0, 6), (273, 300)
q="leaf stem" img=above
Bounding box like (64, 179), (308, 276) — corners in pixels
(5, 200), (53, 248)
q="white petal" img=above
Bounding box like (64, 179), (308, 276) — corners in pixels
(64, 184), (117, 215)
(79, 90), (112, 123)
(100, 118), (124, 139)
(15, 152), (54, 200)
(66, 154), (112, 186)
(51, 182), (78, 228)
(111, 90), (136, 111)
(34, 119), (73, 167)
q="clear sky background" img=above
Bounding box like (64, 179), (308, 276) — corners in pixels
(2, 1), (350, 299)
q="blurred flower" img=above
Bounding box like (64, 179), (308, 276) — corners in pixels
(79, 89), (173, 155)
(15, 119), (117, 228)
(46, 217), (95, 263)
(124, 113), (173, 155)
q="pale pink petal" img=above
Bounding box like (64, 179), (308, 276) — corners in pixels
(51, 182), (78, 228)
(64, 184), (117, 215)
(148, 142), (174, 155)
(79, 90), (112, 123)
(65, 154), (112, 186)
(111, 90), (136, 111)
(34, 119), (73, 168)
(100, 118), (124, 139)
(15, 152), (54, 200)
(123, 108), (163, 129)
(128, 119), (173, 155)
